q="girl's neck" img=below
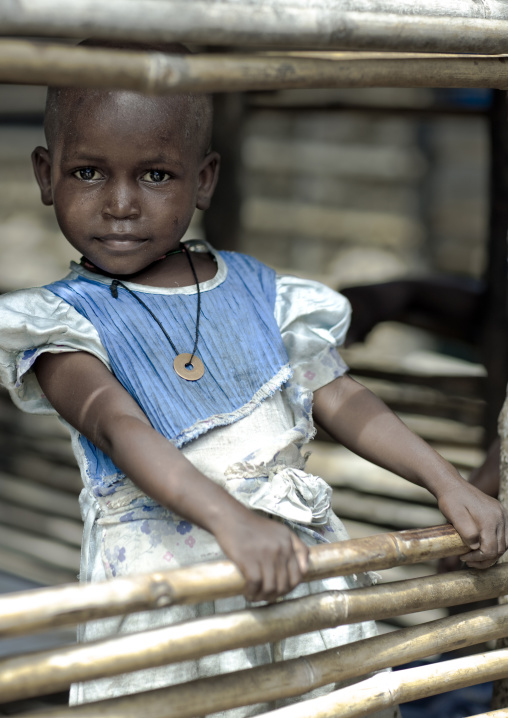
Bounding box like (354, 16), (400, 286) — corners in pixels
(80, 247), (184, 281)
(80, 244), (218, 289)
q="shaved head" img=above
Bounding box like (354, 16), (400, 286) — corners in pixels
(44, 40), (214, 158)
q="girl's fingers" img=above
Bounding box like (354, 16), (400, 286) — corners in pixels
(243, 564), (263, 603)
(455, 513), (480, 551)
(259, 563), (279, 603)
(460, 525), (501, 567)
(273, 541), (303, 599)
(497, 519), (507, 557)
(286, 552), (303, 591)
(461, 555), (498, 569)
(292, 535), (309, 575)
(235, 524), (308, 602)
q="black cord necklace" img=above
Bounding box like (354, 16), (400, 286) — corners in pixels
(104, 245), (205, 382)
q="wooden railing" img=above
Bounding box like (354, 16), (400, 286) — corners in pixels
(0, 525), (506, 717)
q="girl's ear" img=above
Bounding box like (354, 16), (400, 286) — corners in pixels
(31, 146), (54, 206)
(196, 151), (220, 211)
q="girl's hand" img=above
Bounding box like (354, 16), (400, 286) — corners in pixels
(437, 482), (508, 569)
(213, 509), (309, 602)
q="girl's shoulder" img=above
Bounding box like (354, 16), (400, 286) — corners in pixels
(0, 282), (109, 415)
(274, 273), (351, 329)
(0, 284), (82, 335)
(274, 274), (352, 392)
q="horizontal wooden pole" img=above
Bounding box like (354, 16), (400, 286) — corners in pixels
(25, 603), (508, 718)
(1, 565), (508, 703)
(4, 42), (508, 93)
(256, 647), (508, 718)
(3, 3), (508, 53)
(465, 711), (508, 718)
(0, 525), (465, 638)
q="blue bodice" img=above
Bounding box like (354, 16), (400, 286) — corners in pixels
(45, 250), (292, 496)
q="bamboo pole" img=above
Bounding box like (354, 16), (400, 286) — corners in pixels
(2, 566), (508, 703)
(22, 603), (508, 718)
(5, 42), (508, 93)
(466, 711), (508, 718)
(0, 525), (466, 638)
(4, 3), (508, 53)
(255, 649), (508, 718)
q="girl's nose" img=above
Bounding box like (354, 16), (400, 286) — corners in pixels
(102, 179), (140, 219)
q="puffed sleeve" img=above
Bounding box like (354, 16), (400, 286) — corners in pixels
(274, 275), (351, 392)
(0, 287), (110, 414)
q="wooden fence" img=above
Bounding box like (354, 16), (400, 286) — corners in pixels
(0, 525), (505, 717)
(2, 2), (508, 715)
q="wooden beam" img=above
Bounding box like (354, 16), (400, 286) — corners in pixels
(18, 603), (508, 718)
(255, 648), (508, 717)
(1, 566), (508, 702)
(0, 525), (468, 638)
(491, 391), (508, 708)
(482, 91), (508, 445)
(5, 42), (508, 93)
(4, 4), (508, 53)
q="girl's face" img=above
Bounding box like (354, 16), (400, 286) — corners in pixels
(32, 90), (219, 278)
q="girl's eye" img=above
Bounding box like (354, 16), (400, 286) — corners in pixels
(73, 168), (101, 181)
(143, 170), (170, 183)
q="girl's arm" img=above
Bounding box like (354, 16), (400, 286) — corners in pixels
(34, 351), (308, 601)
(313, 374), (508, 569)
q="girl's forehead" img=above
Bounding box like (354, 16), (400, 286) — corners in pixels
(66, 90), (185, 132)
(53, 90), (197, 154)
(46, 86), (212, 157)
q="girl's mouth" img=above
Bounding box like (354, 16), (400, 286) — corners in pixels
(96, 234), (147, 250)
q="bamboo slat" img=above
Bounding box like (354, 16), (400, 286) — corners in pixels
(1, 566), (508, 702)
(308, 445), (437, 504)
(396, 413), (484, 447)
(5, 42), (508, 93)
(253, 649), (508, 717)
(7, 455), (82, 494)
(331, 490), (444, 529)
(357, 376), (485, 426)
(341, 363), (486, 396)
(0, 545), (76, 587)
(4, 3), (508, 54)
(0, 501), (82, 547)
(0, 525), (466, 638)
(0, 472), (81, 520)
(21, 603), (508, 718)
(0, 525), (80, 574)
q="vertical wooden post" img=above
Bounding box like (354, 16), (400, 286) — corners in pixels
(203, 92), (245, 252)
(482, 90), (508, 446)
(487, 94), (508, 709)
(489, 396), (508, 710)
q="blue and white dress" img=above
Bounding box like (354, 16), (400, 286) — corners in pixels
(0, 243), (398, 718)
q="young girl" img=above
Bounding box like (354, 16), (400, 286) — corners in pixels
(0, 63), (505, 715)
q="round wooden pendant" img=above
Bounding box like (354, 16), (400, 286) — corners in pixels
(173, 353), (205, 381)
